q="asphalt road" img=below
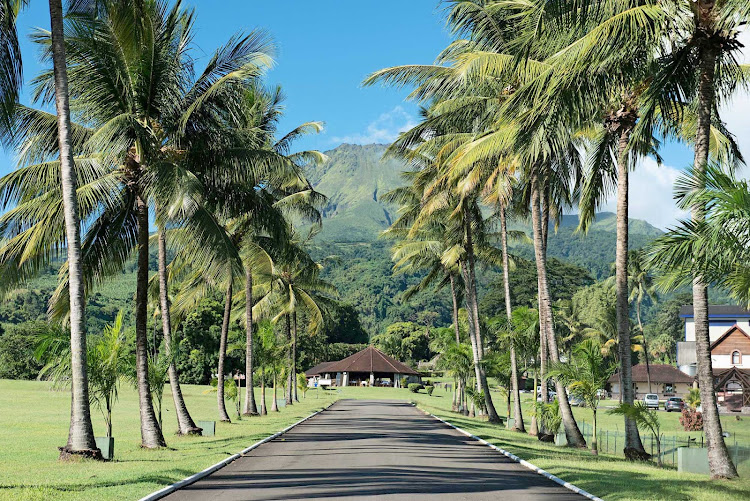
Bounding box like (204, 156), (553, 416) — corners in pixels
(162, 399), (586, 500)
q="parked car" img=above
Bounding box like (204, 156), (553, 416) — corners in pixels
(665, 397), (685, 412)
(536, 390), (557, 402)
(568, 396), (585, 407)
(643, 393), (660, 409)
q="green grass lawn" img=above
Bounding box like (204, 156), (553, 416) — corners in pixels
(2, 378), (749, 501)
(0, 379), (335, 501)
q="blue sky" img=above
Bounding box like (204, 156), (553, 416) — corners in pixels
(4, 0), (742, 229)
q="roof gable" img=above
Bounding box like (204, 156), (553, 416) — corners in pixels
(709, 325), (750, 352)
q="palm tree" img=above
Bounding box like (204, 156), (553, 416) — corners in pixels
(627, 250), (657, 393)
(154, 226), (201, 434)
(87, 311), (128, 440)
(548, 339), (616, 454)
(49, 0), (99, 459)
(509, 306), (540, 435)
(647, 164), (750, 477)
(0, 0), (276, 448)
(257, 233), (333, 405)
(435, 341), (473, 416)
(0, 6), (96, 455)
(610, 402), (664, 468)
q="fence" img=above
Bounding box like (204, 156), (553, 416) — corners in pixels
(578, 421), (750, 472)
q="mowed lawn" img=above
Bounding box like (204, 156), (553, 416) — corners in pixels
(335, 384), (750, 501)
(0, 379), (335, 501)
(2, 379), (750, 501)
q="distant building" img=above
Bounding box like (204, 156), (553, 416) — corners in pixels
(678, 305), (750, 413)
(608, 364), (694, 400)
(304, 346), (420, 388)
(677, 305), (750, 375)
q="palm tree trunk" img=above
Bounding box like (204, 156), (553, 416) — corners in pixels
(449, 273), (461, 344)
(614, 125), (647, 458)
(451, 378), (458, 411)
(500, 207), (525, 432)
(217, 277), (232, 422)
(530, 364), (539, 436)
(538, 179), (550, 409)
(260, 367), (267, 415)
(49, 0), (100, 459)
(285, 315), (293, 405)
(243, 269), (258, 416)
(292, 312), (299, 402)
(271, 372), (279, 412)
(157, 225), (200, 435)
(530, 171), (586, 447)
(461, 259), (500, 423)
(693, 42), (738, 479)
(135, 193), (167, 448)
(592, 409), (598, 455)
(461, 211), (500, 423)
(637, 301), (652, 393)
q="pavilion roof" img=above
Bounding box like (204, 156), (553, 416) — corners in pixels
(304, 361), (336, 377)
(323, 346), (419, 375)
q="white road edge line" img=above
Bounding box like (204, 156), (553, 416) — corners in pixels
(424, 409), (604, 501)
(138, 402), (337, 501)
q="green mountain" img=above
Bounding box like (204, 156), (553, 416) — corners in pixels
(302, 143), (668, 335)
(309, 143), (403, 242)
(311, 143), (663, 279)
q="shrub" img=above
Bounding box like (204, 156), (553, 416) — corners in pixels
(408, 383), (423, 393)
(425, 385), (434, 396)
(680, 407), (704, 431)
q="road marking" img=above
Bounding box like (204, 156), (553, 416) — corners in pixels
(424, 409), (604, 501)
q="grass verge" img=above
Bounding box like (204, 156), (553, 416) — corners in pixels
(0, 379), (335, 501)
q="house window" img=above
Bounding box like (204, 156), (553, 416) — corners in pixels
(664, 383), (674, 395)
(732, 351), (741, 365)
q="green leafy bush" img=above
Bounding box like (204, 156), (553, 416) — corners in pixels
(425, 385), (434, 396)
(408, 383), (423, 393)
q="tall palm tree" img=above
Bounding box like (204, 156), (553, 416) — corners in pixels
(0, 0), (276, 447)
(383, 175), (464, 345)
(627, 249), (657, 393)
(647, 164), (750, 477)
(256, 232), (333, 405)
(49, 0), (99, 458)
(485, 170), (527, 432)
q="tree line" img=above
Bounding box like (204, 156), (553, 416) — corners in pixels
(0, 0), (338, 458)
(364, 0), (750, 479)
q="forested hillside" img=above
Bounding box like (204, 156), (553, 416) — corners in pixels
(303, 143), (666, 334)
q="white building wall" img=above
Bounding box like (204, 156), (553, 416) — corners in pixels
(683, 318), (750, 342)
(712, 354), (748, 370)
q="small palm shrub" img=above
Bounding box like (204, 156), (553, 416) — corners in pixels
(408, 383), (423, 393)
(680, 407), (704, 431)
(686, 388), (701, 409)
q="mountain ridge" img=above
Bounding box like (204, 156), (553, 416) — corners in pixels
(311, 143), (663, 242)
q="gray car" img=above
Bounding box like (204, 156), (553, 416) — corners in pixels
(665, 397), (685, 412)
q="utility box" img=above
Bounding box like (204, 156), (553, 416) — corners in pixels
(678, 447), (710, 475)
(554, 433), (567, 446)
(95, 436), (114, 460)
(197, 420), (215, 437)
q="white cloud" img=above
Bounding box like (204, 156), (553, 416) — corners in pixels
(332, 106), (418, 145)
(721, 30), (750, 168)
(599, 158), (688, 230)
